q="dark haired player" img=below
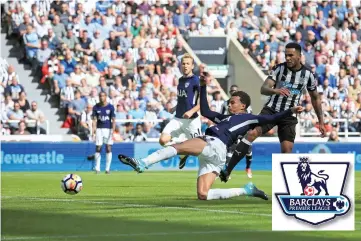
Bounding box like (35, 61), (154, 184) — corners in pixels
(118, 74), (304, 200)
(220, 42), (326, 182)
(92, 91), (115, 174)
(221, 84), (253, 178)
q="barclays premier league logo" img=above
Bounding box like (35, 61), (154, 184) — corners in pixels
(275, 157), (350, 225)
(272, 154), (354, 231)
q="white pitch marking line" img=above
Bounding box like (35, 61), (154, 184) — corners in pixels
(1, 230), (270, 240)
(1, 196), (272, 217)
(3, 226), (361, 240)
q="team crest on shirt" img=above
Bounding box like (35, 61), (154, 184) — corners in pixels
(106, 110), (110, 114)
(185, 82), (190, 88)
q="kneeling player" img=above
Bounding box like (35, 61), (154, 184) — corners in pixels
(92, 91), (116, 174)
(118, 75), (304, 200)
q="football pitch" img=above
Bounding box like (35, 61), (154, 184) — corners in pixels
(1, 171), (360, 241)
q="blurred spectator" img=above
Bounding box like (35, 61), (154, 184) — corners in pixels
(211, 91), (224, 113)
(35, 39), (52, 70)
(60, 79), (75, 108)
(129, 100), (145, 119)
(13, 121), (30, 135)
(132, 123), (148, 142)
(78, 103), (93, 140)
(5, 75), (24, 101)
(16, 91), (30, 113)
(53, 64), (69, 95)
(26, 101), (46, 134)
(62, 26), (79, 50)
(143, 121), (160, 138)
(91, 51), (109, 76)
(23, 24), (40, 62)
(173, 5), (190, 34)
(7, 102), (24, 133)
(85, 64), (101, 87)
(61, 49), (78, 75)
(68, 90), (86, 125)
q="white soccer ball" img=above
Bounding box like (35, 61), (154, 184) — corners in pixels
(61, 174), (83, 195)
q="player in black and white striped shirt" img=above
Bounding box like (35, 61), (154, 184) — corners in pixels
(220, 43), (326, 182)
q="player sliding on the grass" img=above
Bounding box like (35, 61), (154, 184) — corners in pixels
(118, 74), (304, 201)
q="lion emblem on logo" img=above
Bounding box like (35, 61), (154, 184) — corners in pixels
(296, 157), (330, 196)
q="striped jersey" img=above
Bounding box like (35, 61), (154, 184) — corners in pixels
(265, 63), (317, 112)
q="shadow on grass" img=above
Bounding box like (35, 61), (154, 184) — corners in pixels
(1, 209), (360, 241)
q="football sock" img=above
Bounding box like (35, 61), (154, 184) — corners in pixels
(206, 188), (247, 200)
(105, 152), (112, 172)
(142, 146), (178, 166)
(226, 138), (252, 174)
(246, 147), (253, 169)
(95, 152), (101, 171)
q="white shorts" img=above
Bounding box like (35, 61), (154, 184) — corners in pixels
(162, 116), (202, 140)
(95, 128), (113, 146)
(197, 136), (227, 177)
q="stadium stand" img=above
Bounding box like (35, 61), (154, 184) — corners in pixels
(1, 0), (360, 141)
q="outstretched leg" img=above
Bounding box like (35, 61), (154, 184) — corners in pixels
(118, 137), (207, 173)
(197, 172), (268, 201)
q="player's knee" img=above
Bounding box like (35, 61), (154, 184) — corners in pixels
(281, 145), (293, 153)
(197, 190), (208, 200)
(96, 146), (102, 152)
(106, 146), (111, 153)
(159, 136), (170, 146)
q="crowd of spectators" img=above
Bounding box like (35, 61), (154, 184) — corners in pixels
(0, 57), (47, 135)
(2, 0), (361, 140)
(229, 0), (361, 136)
(1, 0), (224, 140)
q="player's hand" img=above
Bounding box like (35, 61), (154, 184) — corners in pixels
(275, 88), (291, 97)
(200, 73), (211, 86)
(200, 75), (207, 86)
(291, 106), (304, 114)
(318, 123), (327, 138)
(183, 111), (192, 119)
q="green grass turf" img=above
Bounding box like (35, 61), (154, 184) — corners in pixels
(1, 171), (360, 241)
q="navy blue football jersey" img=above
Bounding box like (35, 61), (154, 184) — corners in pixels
(200, 86), (294, 147)
(92, 103), (115, 129)
(175, 75), (200, 119)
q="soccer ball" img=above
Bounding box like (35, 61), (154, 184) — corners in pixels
(304, 186), (315, 196)
(61, 174), (83, 195)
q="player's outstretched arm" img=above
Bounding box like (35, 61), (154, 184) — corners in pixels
(199, 84), (227, 124)
(255, 106), (304, 125)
